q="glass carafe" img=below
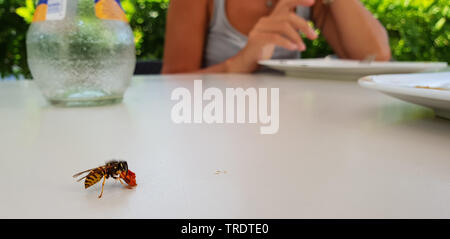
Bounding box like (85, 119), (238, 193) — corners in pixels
(26, 0), (136, 107)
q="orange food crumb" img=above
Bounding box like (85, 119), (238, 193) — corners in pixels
(120, 170), (137, 187)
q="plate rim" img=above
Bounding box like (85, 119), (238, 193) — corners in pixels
(258, 59), (448, 71)
(358, 74), (450, 102)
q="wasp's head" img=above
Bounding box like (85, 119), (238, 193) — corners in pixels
(118, 161), (128, 174)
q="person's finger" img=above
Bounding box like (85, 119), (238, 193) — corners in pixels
(269, 14), (317, 40)
(287, 13), (318, 40)
(257, 21), (306, 50)
(257, 32), (300, 51)
(272, 0), (315, 14)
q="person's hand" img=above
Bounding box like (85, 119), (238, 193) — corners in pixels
(227, 0), (318, 73)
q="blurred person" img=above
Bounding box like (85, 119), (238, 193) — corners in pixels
(162, 0), (391, 74)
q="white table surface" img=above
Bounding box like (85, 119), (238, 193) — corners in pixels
(0, 73), (449, 219)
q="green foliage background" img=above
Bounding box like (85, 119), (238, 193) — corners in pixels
(303, 0), (450, 62)
(0, 0), (449, 78)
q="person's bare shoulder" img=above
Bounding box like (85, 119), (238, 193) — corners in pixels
(167, 0), (210, 23)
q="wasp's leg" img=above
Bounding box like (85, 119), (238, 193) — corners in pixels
(98, 175), (107, 198)
(112, 175), (124, 185)
(119, 177), (134, 189)
(115, 177), (125, 185)
(117, 177), (134, 189)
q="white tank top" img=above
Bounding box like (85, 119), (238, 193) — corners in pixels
(203, 0), (310, 67)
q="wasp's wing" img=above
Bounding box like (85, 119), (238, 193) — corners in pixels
(73, 167), (100, 178)
(76, 176), (88, 182)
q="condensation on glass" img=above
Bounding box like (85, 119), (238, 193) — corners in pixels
(27, 0), (136, 107)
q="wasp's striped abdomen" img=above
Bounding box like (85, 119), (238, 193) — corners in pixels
(84, 168), (105, 189)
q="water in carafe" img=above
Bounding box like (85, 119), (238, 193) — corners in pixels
(26, 0), (136, 106)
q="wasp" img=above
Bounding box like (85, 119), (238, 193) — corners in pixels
(73, 160), (133, 198)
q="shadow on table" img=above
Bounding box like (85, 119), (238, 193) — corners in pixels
(365, 102), (450, 136)
(134, 60), (163, 75)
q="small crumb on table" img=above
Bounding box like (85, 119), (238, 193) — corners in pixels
(215, 170), (228, 175)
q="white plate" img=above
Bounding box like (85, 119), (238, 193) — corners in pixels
(358, 72), (450, 119)
(259, 58), (448, 80)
